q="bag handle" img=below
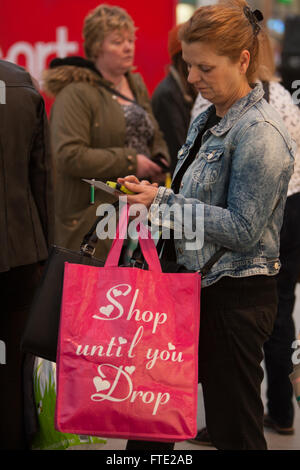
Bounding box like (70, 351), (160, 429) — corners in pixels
(104, 205), (162, 273)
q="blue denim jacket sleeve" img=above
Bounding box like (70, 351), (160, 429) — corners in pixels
(151, 84), (295, 284)
(202, 121), (293, 250)
(152, 120), (294, 253)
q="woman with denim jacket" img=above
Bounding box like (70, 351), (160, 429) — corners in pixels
(190, 30), (300, 444)
(118, 0), (295, 450)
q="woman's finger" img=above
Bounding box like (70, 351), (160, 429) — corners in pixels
(123, 181), (147, 193)
(117, 175), (140, 185)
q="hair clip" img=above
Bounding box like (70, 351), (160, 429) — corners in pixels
(252, 9), (264, 22)
(243, 6), (263, 36)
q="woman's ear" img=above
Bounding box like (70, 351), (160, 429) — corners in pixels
(240, 49), (250, 75)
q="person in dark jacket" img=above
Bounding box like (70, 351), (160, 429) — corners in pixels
(151, 24), (197, 175)
(0, 59), (54, 449)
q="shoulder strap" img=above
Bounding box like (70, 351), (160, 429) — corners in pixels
(198, 247), (227, 276)
(262, 81), (270, 103)
(99, 81), (138, 105)
(133, 237), (227, 278)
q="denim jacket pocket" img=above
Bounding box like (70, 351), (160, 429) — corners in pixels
(192, 148), (224, 185)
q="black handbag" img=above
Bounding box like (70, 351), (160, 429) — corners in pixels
(21, 202), (119, 362)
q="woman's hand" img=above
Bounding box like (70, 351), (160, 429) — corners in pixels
(117, 175), (159, 208)
(136, 154), (166, 182)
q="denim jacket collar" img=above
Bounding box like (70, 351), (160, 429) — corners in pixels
(193, 83), (264, 137)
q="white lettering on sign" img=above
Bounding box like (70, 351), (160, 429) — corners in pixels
(71, 283), (187, 417)
(91, 364), (170, 416)
(76, 326), (144, 359)
(145, 343), (184, 370)
(0, 27), (79, 87)
(93, 283), (168, 334)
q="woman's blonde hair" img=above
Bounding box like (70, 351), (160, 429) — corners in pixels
(179, 0), (264, 83)
(83, 4), (136, 61)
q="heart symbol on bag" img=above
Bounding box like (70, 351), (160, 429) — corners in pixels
(112, 288), (123, 297)
(118, 337), (127, 344)
(125, 366), (135, 375)
(99, 305), (114, 317)
(93, 376), (111, 392)
(168, 342), (176, 350)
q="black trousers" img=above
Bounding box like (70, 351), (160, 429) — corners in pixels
(0, 263), (41, 450)
(126, 274), (277, 450)
(264, 192), (300, 427)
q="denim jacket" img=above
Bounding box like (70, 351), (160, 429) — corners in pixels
(152, 83), (295, 287)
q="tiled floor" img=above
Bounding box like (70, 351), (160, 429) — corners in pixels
(69, 285), (300, 451)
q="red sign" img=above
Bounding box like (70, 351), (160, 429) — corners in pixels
(0, 0), (177, 111)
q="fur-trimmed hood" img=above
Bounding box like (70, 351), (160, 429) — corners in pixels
(43, 56), (106, 97)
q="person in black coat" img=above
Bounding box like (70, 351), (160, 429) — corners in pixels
(151, 24), (197, 175)
(0, 60), (54, 449)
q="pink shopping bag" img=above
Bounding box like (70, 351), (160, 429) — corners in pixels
(55, 206), (201, 442)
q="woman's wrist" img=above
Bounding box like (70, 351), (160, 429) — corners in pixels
(152, 186), (173, 205)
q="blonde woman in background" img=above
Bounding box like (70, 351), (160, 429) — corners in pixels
(43, 4), (169, 260)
